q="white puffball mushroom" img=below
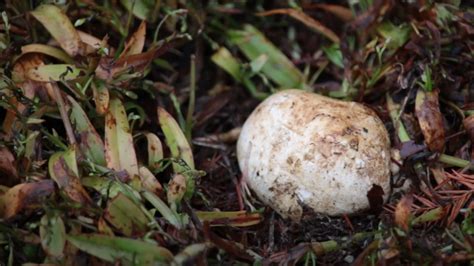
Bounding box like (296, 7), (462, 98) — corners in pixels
(237, 89), (391, 221)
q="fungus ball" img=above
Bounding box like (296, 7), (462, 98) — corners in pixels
(237, 89), (391, 221)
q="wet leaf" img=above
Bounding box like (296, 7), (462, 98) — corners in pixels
(257, 9), (340, 43)
(0, 180), (54, 219)
(195, 211), (262, 227)
(27, 64), (82, 82)
(48, 147), (91, 204)
(39, 213), (66, 257)
(228, 25), (305, 89)
(30, 5), (82, 56)
(145, 133), (163, 171)
(394, 194), (413, 232)
(0, 146), (18, 185)
(138, 166), (163, 195)
(67, 234), (173, 264)
(105, 98), (139, 178)
(21, 44), (74, 64)
(104, 193), (149, 237)
(415, 89), (445, 153)
(157, 107), (194, 173)
(69, 96), (106, 166)
(120, 21), (146, 57)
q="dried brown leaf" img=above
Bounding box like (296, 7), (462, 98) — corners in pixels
(120, 21), (146, 57)
(415, 89), (445, 153)
(394, 193), (413, 231)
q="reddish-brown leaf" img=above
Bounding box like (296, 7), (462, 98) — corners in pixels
(0, 147), (19, 186)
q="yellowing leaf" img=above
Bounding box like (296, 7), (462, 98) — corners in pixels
(145, 132), (163, 171)
(138, 166), (163, 195)
(105, 98), (139, 178)
(157, 107), (194, 173)
(27, 64), (82, 82)
(30, 5), (82, 56)
(104, 193), (149, 236)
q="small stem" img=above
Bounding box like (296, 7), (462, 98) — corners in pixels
(386, 94), (410, 142)
(185, 55), (196, 142)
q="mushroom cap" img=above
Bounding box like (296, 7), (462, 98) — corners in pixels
(237, 89), (391, 221)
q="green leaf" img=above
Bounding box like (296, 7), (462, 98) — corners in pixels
(322, 44), (344, 68)
(67, 234), (173, 265)
(211, 47), (243, 82)
(26, 64), (82, 82)
(68, 96), (106, 166)
(105, 98), (139, 178)
(39, 213), (66, 257)
(228, 24), (304, 88)
(120, 0), (160, 22)
(104, 193), (149, 236)
(377, 22), (411, 50)
(142, 190), (186, 229)
(30, 5), (82, 56)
